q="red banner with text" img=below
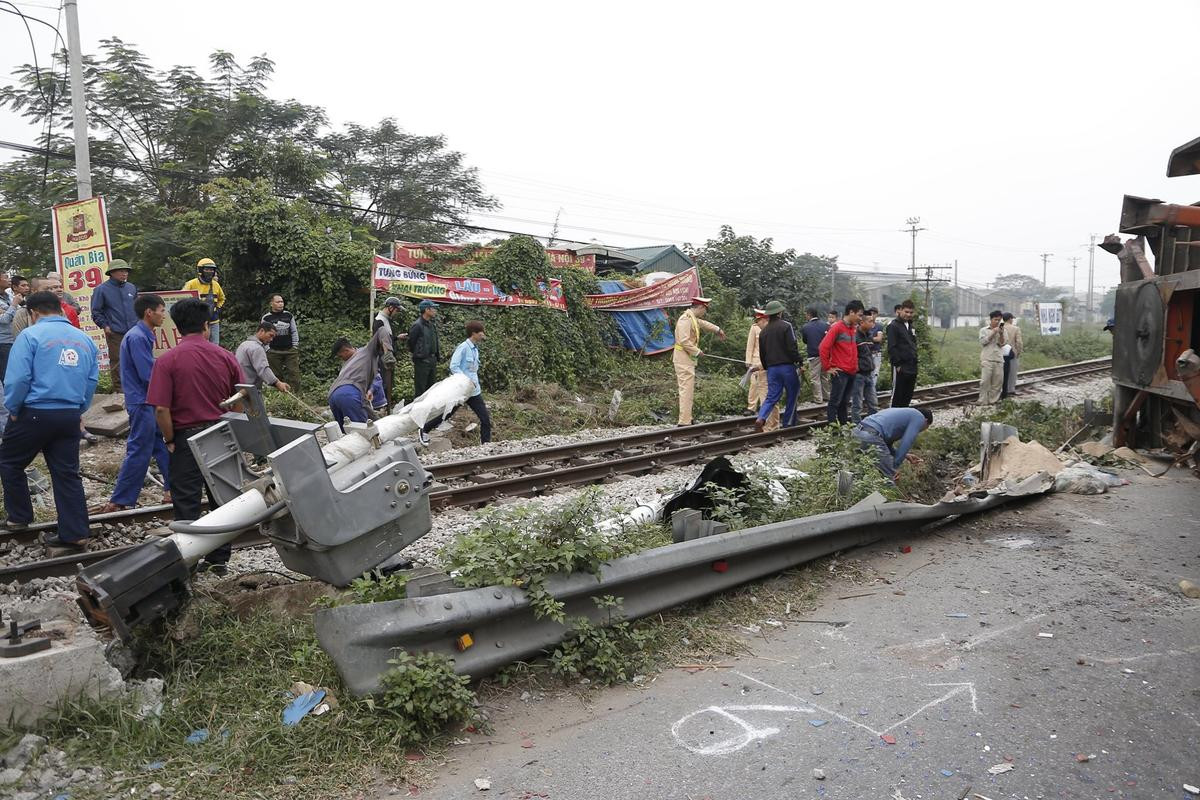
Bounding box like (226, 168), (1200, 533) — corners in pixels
(372, 255), (566, 311)
(583, 268), (702, 312)
(392, 241), (595, 273)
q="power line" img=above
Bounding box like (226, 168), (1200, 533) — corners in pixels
(901, 217), (926, 283)
(1039, 252), (1054, 285)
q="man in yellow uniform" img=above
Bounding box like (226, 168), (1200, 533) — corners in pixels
(182, 258), (226, 345)
(743, 308), (781, 431)
(673, 296), (725, 426)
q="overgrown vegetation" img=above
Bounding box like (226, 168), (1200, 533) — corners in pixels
(440, 488), (634, 622)
(918, 399), (1082, 466)
(377, 652), (477, 743)
(31, 604), (433, 799)
(549, 596), (655, 685)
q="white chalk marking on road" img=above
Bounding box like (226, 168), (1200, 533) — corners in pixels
(670, 704), (814, 755)
(885, 633), (950, 651)
(1086, 644), (1200, 664)
(960, 613), (1047, 651)
(729, 671), (980, 740)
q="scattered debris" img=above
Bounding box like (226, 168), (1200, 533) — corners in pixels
(185, 729), (208, 744)
(946, 613), (969, 619)
(474, 778), (492, 791)
(808, 719), (827, 727)
(282, 689), (326, 726)
(899, 545), (912, 554)
(986, 763), (1014, 775)
(812, 768), (826, 780)
(880, 734), (896, 744)
(1180, 580), (1200, 599)
(1075, 753), (1092, 762)
(1037, 632), (1054, 639)
(1183, 783), (1199, 795)
(984, 435), (1065, 482)
(836, 592), (876, 600)
(520, 739), (534, 748)
(1079, 441), (1114, 459)
(940, 769), (955, 777)
(811, 687), (823, 696)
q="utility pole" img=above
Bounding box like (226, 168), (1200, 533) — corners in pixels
(1068, 256), (1081, 300)
(1085, 234), (1097, 322)
(1039, 252), (1053, 286)
(920, 262), (952, 320)
(902, 217), (926, 284)
(830, 261), (837, 308)
(64, 0), (92, 199)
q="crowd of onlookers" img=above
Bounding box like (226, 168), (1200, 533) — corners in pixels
(0, 258), (491, 569)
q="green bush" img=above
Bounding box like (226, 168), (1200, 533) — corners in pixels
(378, 651), (477, 743)
(550, 596), (654, 685)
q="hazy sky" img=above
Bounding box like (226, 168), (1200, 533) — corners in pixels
(3, 0), (1199, 299)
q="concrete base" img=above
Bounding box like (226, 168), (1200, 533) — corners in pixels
(82, 392), (129, 437)
(425, 438), (453, 454)
(0, 623), (123, 728)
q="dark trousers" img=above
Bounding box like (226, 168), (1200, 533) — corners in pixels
(111, 403), (170, 506)
(0, 342), (11, 381)
(827, 371), (854, 424)
(759, 364), (801, 426)
(171, 424), (225, 563)
(1002, 355), (1014, 397)
(425, 394), (492, 442)
(266, 349), (301, 392)
(329, 384), (368, 432)
(412, 360), (437, 400)
(891, 368), (917, 408)
(379, 364), (395, 412)
(0, 408), (88, 540)
(105, 330), (125, 394)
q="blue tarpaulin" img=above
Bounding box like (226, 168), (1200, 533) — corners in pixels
(597, 280), (674, 355)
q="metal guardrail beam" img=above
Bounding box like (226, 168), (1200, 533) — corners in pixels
(315, 473), (1055, 696)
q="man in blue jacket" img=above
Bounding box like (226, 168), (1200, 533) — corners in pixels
(0, 291), (99, 550)
(98, 294), (171, 513)
(799, 307), (830, 402)
(90, 259), (138, 394)
(852, 406), (932, 482)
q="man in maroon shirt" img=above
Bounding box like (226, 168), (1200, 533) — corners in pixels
(147, 298), (244, 573)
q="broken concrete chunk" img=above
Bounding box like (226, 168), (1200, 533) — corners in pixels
(1180, 580), (1200, 599)
(1079, 441), (1114, 459)
(986, 436), (1065, 482)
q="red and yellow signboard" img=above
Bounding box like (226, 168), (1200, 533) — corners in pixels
(51, 197), (112, 366)
(149, 290), (199, 359)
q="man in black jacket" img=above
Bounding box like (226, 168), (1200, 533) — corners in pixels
(886, 299), (918, 407)
(407, 299), (441, 399)
(754, 300), (804, 431)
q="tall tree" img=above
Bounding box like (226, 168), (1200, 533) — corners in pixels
(320, 119), (497, 243)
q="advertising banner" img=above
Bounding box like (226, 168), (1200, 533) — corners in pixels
(583, 268), (702, 312)
(1036, 302), (1063, 335)
(372, 255), (567, 311)
(50, 197), (112, 366)
(149, 290), (199, 359)
(392, 241), (595, 273)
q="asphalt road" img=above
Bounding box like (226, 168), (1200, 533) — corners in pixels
(416, 469), (1200, 800)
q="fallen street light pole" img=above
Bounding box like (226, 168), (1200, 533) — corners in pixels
(75, 375), (476, 639)
(314, 472), (1056, 696)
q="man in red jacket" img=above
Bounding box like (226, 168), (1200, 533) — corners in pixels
(819, 299), (865, 424)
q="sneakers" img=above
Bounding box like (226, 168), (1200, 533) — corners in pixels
(40, 531), (85, 551)
(417, 431), (431, 447)
(80, 431), (100, 446)
(2, 519), (30, 532)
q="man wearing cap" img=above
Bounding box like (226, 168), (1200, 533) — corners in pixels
(744, 308), (768, 415)
(672, 296), (725, 426)
(1103, 318), (1115, 335)
(261, 293), (301, 392)
(183, 258), (226, 345)
(90, 259), (138, 393)
(754, 300), (799, 431)
(408, 299), (441, 400)
(372, 297), (405, 412)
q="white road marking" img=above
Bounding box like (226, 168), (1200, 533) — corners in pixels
(670, 704), (814, 756)
(960, 613), (1047, 651)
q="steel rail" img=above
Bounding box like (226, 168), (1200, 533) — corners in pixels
(0, 358), (1109, 584)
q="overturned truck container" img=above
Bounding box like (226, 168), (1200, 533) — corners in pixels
(1104, 135), (1200, 454)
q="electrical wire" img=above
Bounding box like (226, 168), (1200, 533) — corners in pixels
(0, 1), (67, 191)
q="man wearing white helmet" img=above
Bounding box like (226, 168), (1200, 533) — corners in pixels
(182, 258), (226, 345)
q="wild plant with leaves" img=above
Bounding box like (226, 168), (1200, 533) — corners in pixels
(439, 488), (635, 622)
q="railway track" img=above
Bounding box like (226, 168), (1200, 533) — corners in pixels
(0, 357), (1110, 584)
